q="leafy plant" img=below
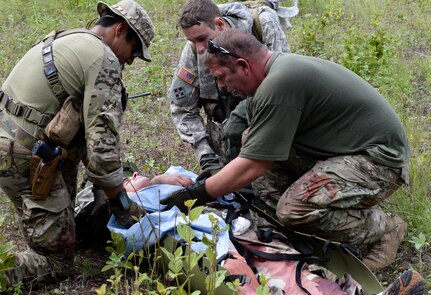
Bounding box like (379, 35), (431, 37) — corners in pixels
(409, 233), (430, 274)
(341, 21), (395, 86)
(0, 215), (16, 293)
(256, 273), (271, 295)
(201, 214), (230, 294)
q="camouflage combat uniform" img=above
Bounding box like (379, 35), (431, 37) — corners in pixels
(168, 2), (290, 172)
(0, 0), (154, 285)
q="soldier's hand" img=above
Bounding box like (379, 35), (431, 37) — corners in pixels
(109, 191), (144, 228)
(160, 180), (214, 212)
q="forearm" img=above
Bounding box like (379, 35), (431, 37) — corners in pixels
(84, 59), (124, 189)
(205, 157), (272, 198)
(170, 101), (219, 169)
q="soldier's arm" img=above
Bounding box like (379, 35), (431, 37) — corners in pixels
(259, 7), (291, 53)
(168, 42), (220, 170)
(83, 48), (125, 195)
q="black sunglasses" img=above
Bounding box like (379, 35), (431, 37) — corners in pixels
(131, 42), (142, 58)
(207, 39), (241, 59)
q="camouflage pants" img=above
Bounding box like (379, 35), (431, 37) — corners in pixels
(252, 153), (406, 269)
(0, 137), (75, 286)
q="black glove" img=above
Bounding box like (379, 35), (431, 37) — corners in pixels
(160, 180), (214, 212)
(109, 191), (144, 228)
(196, 168), (220, 182)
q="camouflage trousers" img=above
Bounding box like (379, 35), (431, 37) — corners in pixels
(0, 137), (75, 286)
(252, 153), (407, 270)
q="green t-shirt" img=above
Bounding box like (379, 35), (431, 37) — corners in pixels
(240, 53), (410, 168)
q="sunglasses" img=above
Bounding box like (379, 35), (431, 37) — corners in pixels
(207, 39), (241, 59)
(131, 43), (142, 58)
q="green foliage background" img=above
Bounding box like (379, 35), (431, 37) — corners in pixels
(0, 0), (430, 291)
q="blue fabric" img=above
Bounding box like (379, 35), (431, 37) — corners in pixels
(107, 166), (230, 258)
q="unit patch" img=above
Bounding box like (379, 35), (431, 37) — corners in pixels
(177, 66), (196, 85)
(173, 87), (186, 99)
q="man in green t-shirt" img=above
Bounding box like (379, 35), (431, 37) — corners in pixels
(161, 29), (410, 271)
(0, 0), (154, 286)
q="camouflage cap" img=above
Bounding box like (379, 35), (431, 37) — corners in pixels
(97, 0), (155, 61)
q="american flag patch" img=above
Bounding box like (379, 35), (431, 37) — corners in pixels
(177, 66), (196, 85)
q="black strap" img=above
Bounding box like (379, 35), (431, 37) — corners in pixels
(41, 29), (102, 104)
(42, 33), (68, 104)
(224, 205), (322, 294)
(224, 274), (250, 286)
(233, 190), (316, 255)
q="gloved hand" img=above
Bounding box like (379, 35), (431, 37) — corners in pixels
(160, 180), (214, 212)
(196, 168), (220, 182)
(109, 191), (144, 228)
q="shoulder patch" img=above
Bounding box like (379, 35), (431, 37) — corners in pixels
(177, 66), (196, 85)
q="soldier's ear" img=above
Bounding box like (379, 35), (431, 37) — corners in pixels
(114, 22), (128, 38)
(236, 58), (250, 74)
(214, 17), (225, 31)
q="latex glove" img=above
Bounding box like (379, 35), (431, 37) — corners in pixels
(109, 191), (144, 228)
(160, 180), (214, 212)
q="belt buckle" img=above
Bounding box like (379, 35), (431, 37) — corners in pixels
(10, 99), (23, 116)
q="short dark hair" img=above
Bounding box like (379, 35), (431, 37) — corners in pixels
(178, 0), (221, 29)
(96, 10), (138, 42)
(205, 29), (265, 69)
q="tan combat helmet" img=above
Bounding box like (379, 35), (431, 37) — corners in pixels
(97, 0), (155, 61)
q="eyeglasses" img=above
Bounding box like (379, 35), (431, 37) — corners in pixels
(207, 39), (241, 59)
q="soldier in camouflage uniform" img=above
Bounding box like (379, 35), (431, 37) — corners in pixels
(0, 0), (154, 286)
(161, 30), (411, 272)
(168, 0), (291, 175)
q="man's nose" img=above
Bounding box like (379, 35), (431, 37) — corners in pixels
(195, 42), (207, 54)
(216, 81), (228, 94)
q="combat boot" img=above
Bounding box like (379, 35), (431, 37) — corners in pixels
(362, 213), (406, 271)
(382, 270), (424, 295)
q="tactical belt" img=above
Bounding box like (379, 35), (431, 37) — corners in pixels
(0, 91), (52, 128)
(0, 109), (37, 150)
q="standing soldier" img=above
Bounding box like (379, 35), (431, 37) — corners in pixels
(168, 0), (295, 176)
(0, 0), (154, 286)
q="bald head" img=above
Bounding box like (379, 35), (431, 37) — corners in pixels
(203, 29), (272, 97)
(204, 29), (267, 70)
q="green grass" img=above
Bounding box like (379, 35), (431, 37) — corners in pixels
(1, 0), (431, 292)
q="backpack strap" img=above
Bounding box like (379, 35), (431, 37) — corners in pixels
(251, 8), (263, 43)
(41, 29), (102, 104)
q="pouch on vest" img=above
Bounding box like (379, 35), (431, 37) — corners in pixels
(31, 145), (67, 199)
(44, 95), (82, 148)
